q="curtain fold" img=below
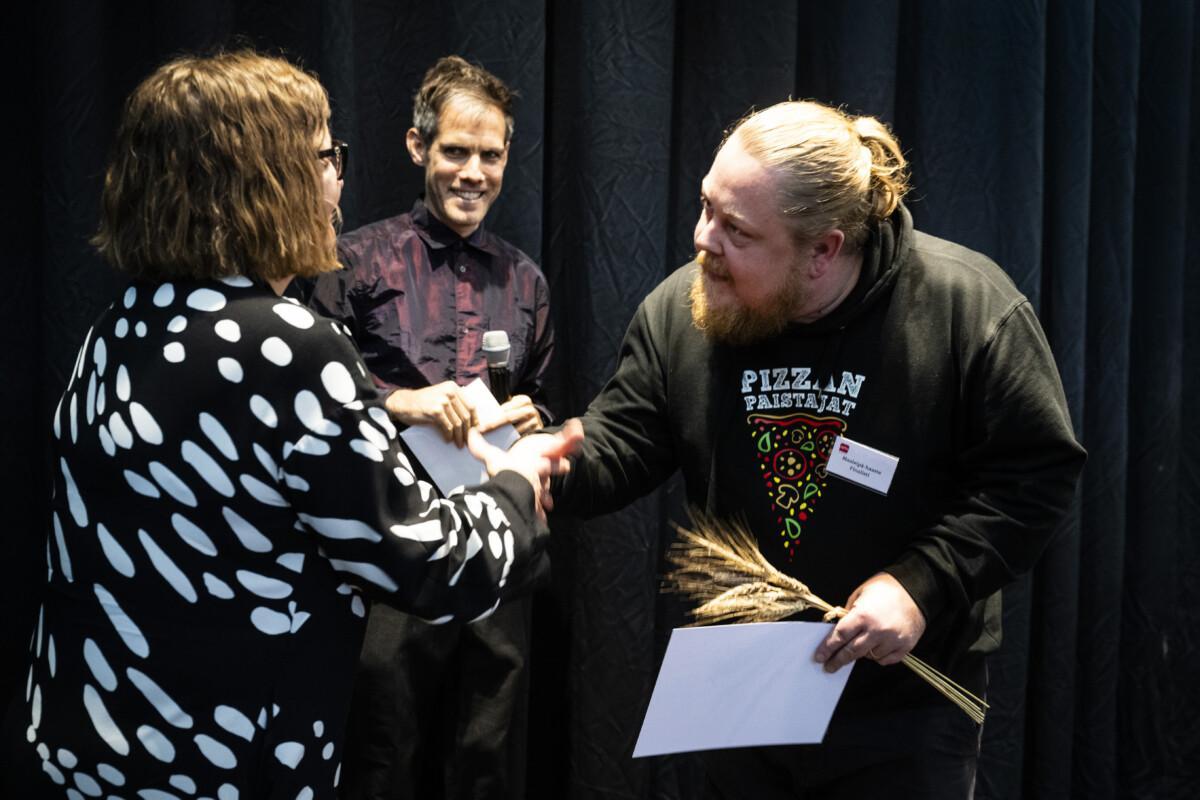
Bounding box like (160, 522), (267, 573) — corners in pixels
(5, 1), (1197, 797)
(1123, 3), (1194, 796)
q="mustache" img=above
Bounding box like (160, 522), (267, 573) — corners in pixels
(696, 250), (729, 278)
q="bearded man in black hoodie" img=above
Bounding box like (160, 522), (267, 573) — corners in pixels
(549, 100), (1086, 798)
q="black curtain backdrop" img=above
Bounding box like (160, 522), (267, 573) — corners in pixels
(4, 2), (1198, 798)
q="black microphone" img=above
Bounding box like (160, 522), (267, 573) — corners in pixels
(482, 330), (511, 402)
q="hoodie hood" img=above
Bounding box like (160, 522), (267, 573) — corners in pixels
(789, 202), (913, 335)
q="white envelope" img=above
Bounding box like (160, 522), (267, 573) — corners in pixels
(398, 378), (520, 495)
(633, 621), (853, 757)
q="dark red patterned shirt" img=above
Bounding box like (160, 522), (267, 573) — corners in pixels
(307, 201), (555, 420)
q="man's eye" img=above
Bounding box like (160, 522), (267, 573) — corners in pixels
(443, 147), (467, 158)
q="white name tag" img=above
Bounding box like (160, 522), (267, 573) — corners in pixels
(825, 435), (898, 495)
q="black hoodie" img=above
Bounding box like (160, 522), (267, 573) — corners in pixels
(559, 204), (1085, 711)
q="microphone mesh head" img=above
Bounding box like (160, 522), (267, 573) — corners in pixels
(482, 330), (511, 366)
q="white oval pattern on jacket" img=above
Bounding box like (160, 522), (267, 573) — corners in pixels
(24, 279), (528, 795)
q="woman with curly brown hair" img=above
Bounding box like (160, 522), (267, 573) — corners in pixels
(1, 50), (579, 799)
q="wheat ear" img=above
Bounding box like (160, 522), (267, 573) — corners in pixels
(663, 514), (988, 724)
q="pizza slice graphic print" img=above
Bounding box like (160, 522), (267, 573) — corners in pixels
(747, 413), (846, 558)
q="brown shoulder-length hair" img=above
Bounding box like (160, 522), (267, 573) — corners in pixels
(92, 50), (339, 281)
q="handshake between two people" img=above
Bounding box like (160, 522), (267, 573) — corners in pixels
(385, 381), (583, 520)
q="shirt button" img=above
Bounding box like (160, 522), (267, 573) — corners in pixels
(458, 264), (466, 273)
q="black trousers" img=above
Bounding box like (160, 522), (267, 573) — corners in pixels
(338, 598), (532, 800)
(702, 705), (982, 800)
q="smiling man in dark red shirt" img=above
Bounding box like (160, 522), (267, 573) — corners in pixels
(308, 56), (554, 800)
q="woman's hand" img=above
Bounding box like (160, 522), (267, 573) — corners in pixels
(468, 419), (584, 519)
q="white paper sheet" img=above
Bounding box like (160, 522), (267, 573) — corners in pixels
(632, 621), (854, 757)
(398, 379), (520, 496)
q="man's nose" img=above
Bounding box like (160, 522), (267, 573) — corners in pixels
(694, 214), (720, 255)
(459, 155), (484, 182)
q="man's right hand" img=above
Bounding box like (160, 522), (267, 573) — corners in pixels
(385, 382), (476, 448)
(468, 419), (585, 520)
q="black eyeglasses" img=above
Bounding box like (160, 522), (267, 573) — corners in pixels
(317, 139), (349, 179)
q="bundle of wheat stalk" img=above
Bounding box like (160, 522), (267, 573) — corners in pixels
(662, 515), (988, 724)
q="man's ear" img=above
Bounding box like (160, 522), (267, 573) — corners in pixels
(406, 128), (427, 166)
(809, 229), (846, 277)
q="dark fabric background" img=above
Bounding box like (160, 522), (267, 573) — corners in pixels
(4, 2), (1197, 798)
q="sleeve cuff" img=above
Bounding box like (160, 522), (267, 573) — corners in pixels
(485, 469), (537, 518)
(884, 550), (949, 628)
(482, 469), (550, 598)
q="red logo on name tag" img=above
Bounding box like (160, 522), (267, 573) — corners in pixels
(838, 443), (849, 453)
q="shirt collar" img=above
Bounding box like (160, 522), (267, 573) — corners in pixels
(411, 198), (503, 259)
